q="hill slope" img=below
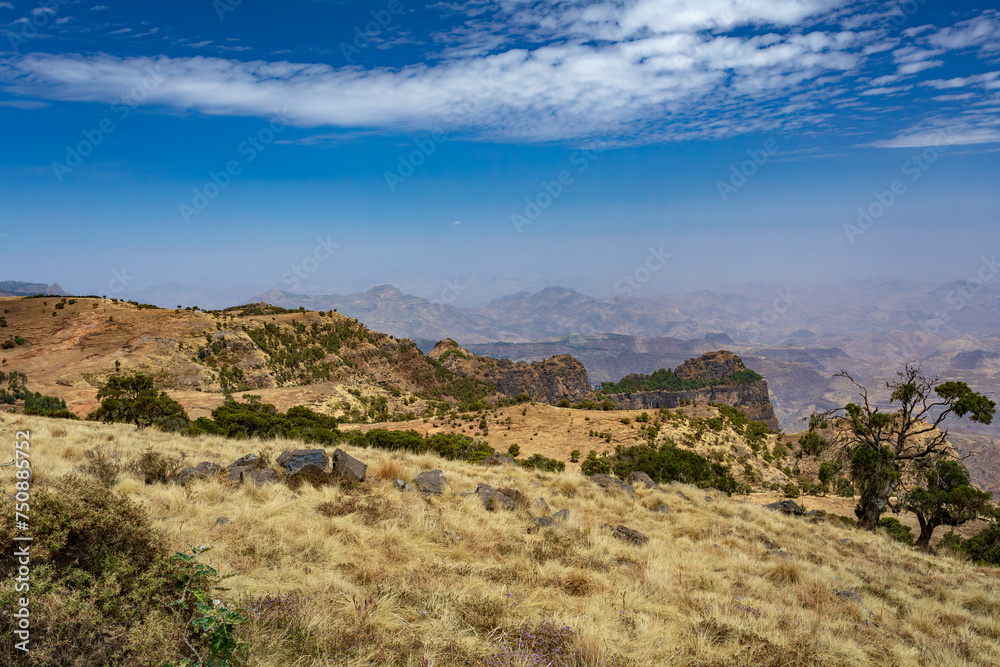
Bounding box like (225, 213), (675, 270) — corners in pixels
(8, 413), (1000, 666)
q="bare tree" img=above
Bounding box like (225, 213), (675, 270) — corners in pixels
(809, 364), (995, 532)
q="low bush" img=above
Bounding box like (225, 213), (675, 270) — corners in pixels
(878, 517), (915, 546)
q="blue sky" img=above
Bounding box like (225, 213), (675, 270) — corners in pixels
(1, 0), (998, 306)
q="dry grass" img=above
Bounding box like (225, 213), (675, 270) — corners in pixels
(9, 413), (1000, 666)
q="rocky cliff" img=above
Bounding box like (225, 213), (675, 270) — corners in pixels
(429, 339), (594, 404)
(603, 350), (780, 429)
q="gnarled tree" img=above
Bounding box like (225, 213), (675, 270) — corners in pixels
(904, 459), (993, 548)
(810, 365), (995, 532)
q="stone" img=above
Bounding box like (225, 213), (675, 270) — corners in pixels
(481, 453), (516, 467)
(277, 448), (329, 473)
(840, 538), (853, 546)
(675, 490), (690, 501)
(414, 469), (447, 495)
(531, 516), (555, 528)
(286, 463), (330, 487)
(476, 483), (515, 511)
(765, 500), (805, 516)
(551, 509), (570, 523)
(230, 454), (259, 469)
(589, 474), (637, 498)
(393, 478), (415, 492)
(498, 487), (527, 507)
(241, 468), (279, 487)
(226, 465), (254, 482)
(533, 497), (550, 512)
(215, 516), (231, 526)
(611, 525), (649, 546)
(196, 461), (222, 476)
(771, 549), (790, 557)
(626, 471), (663, 491)
(703, 496), (714, 503)
(652, 504), (671, 514)
(331, 448), (367, 483)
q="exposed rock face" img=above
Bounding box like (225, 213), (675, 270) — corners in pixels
(429, 338), (593, 404)
(604, 350), (780, 429)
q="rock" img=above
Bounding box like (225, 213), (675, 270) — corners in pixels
(277, 448), (330, 473)
(196, 462), (222, 476)
(626, 471), (663, 491)
(805, 510), (817, 518)
(552, 509), (570, 523)
(481, 453), (516, 467)
(241, 468), (279, 487)
(652, 504), (671, 514)
(285, 463), (330, 487)
(703, 496), (714, 503)
(368, 476), (381, 484)
(331, 448), (367, 483)
(498, 487), (527, 507)
(674, 490), (690, 501)
(840, 538), (853, 546)
(476, 483), (514, 511)
(765, 500), (804, 516)
(771, 549), (790, 557)
(589, 474), (637, 498)
(531, 516), (555, 528)
(215, 516), (231, 526)
(533, 497), (550, 512)
(393, 478), (415, 492)
(175, 462), (221, 485)
(414, 469), (447, 495)
(834, 589), (874, 617)
(230, 454), (259, 469)
(611, 525), (649, 546)
(227, 465), (255, 482)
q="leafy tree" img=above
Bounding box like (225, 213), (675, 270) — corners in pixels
(818, 461), (842, 495)
(89, 372), (190, 431)
(903, 459), (993, 548)
(811, 365), (995, 531)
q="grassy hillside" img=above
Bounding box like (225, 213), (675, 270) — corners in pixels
(6, 414), (1000, 665)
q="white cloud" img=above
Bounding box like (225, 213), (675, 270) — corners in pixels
(0, 2), (14, 9)
(867, 126), (1000, 148)
(925, 11), (1000, 51)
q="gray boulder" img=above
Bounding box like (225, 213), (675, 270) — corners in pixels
(331, 448), (367, 483)
(226, 465), (254, 482)
(611, 524), (649, 546)
(481, 453), (516, 467)
(195, 462), (222, 476)
(765, 500), (805, 516)
(590, 474), (637, 498)
(230, 454), (259, 469)
(834, 589), (874, 617)
(626, 471), (663, 491)
(175, 462), (222, 485)
(414, 469), (448, 495)
(551, 509), (570, 523)
(215, 516), (231, 526)
(277, 448), (330, 473)
(533, 497), (550, 512)
(652, 504), (671, 514)
(241, 468), (279, 487)
(476, 483), (514, 511)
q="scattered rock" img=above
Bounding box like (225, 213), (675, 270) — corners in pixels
(368, 476), (381, 484)
(285, 463), (330, 487)
(703, 496), (714, 503)
(476, 483), (515, 511)
(589, 474), (637, 498)
(611, 525), (649, 546)
(804, 510), (817, 518)
(626, 471), (662, 491)
(175, 462), (222, 485)
(498, 487), (527, 507)
(277, 448), (330, 474)
(675, 490), (690, 501)
(331, 448), (367, 483)
(393, 478), (415, 492)
(481, 453), (516, 467)
(533, 497), (550, 512)
(230, 454), (259, 469)
(765, 500), (805, 516)
(771, 549), (790, 557)
(531, 516), (555, 528)
(226, 465), (255, 482)
(241, 468), (279, 487)
(414, 469), (447, 495)
(652, 504), (671, 514)
(840, 538), (853, 546)
(551, 509), (570, 523)
(214, 516), (231, 526)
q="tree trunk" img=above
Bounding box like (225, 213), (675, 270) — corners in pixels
(915, 515), (937, 549)
(856, 479), (896, 531)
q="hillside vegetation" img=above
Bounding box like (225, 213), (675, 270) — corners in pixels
(5, 414), (1000, 665)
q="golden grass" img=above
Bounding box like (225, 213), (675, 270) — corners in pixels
(9, 413), (1000, 666)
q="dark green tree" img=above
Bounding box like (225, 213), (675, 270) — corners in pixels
(904, 459), (993, 549)
(811, 365), (995, 532)
(89, 372), (190, 430)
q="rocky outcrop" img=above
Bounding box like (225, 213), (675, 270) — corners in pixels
(604, 350), (779, 429)
(429, 339), (593, 404)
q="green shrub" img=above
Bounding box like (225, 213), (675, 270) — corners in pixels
(581, 450), (612, 476)
(595, 443), (738, 494)
(798, 432), (830, 456)
(878, 517), (915, 546)
(0, 476), (197, 665)
(518, 453), (565, 473)
(782, 483), (801, 498)
(570, 449), (581, 463)
(836, 477), (855, 498)
(508, 443), (520, 458)
(959, 524), (1000, 566)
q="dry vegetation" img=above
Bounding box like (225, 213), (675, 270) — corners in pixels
(6, 413), (1000, 666)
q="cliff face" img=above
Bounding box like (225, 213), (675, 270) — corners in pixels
(604, 350), (780, 430)
(429, 339), (594, 404)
